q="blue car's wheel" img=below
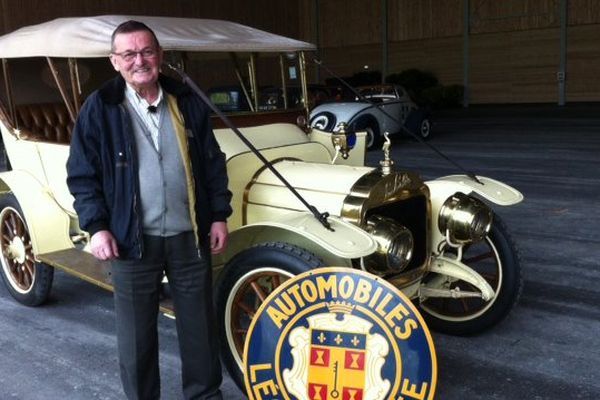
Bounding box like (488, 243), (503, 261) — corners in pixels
(419, 118), (431, 139)
(352, 117), (381, 150)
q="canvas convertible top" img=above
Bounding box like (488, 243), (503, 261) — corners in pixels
(0, 15), (316, 58)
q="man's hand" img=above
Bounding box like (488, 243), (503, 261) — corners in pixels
(210, 221), (228, 255)
(90, 230), (120, 260)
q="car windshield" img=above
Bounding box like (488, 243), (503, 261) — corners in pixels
(359, 86), (396, 97)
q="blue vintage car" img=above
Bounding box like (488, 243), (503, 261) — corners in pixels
(310, 84), (431, 149)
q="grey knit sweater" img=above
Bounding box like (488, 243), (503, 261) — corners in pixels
(125, 101), (193, 236)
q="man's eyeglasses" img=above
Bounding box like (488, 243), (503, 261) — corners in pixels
(111, 48), (158, 62)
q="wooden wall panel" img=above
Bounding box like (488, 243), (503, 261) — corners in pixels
(388, 36), (463, 85)
(302, 0), (600, 104)
(509, 28), (560, 102)
(388, 0), (462, 41)
(317, 36), (463, 90)
(318, 0), (381, 47)
(469, 33), (511, 103)
(470, 29), (559, 103)
(310, 0), (463, 46)
(297, 0), (317, 43)
(566, 24), (600, 101)
(469, 0), (559, 34)
(569, 0), (600, 25)
(315, 44), (382, 79)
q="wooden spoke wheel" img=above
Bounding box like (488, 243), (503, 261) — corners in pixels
(214, 242), (323, 392)
(0, 194), (53, 306)
(420, 213), (523, 335)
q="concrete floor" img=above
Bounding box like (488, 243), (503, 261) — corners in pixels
(368, 104), (600, 399)
(0, 104), (598, 399)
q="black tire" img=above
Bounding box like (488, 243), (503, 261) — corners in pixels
(404, 109), (432, 141)
(419, 213), (522, 335)
(0, 194), (54, 306)
(214, 242), (324, 393)
(352, 117), (381, 150)
(419, 118), (432, 140)
(309, 111), (336, 131)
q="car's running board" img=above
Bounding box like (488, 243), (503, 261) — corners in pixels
(36, 249), (175, 316)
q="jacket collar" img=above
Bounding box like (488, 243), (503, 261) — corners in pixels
(98, 74), (192, 105)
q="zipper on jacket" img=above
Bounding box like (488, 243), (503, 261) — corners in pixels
(120, 104), (143, 259)
(185, 135), (202, 258)
(176, 97), (203, 258)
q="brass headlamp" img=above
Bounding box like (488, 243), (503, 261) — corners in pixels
(438, 192), (493, 245)
(362, 215), (413, 275)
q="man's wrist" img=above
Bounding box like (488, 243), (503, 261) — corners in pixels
(87, 221), (109, 237)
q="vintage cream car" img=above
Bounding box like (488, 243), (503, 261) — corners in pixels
(0, 16), (523, 391)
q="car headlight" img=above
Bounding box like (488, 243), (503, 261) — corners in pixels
(362, 215), (413, 275)
(438, 192), (492, 245)
(296, 115), (307, 128)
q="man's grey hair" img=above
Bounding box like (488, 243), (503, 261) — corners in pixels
(111, 20), (160, 52)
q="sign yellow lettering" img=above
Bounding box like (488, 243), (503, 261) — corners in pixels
(274, 293), (297, 315)
(266, 305), (288, 329)
(400, 378), (428, 400)
(251, 379), (279, 399)
(395, 318), (418, 340)
(375, 293), (393, 317)
(353, 278), (372, 303)
(338, 275), (355, 299)
(384, 302), (409, 327)
(316, 275), (338, 299)
(250, 363), (272, 382)
(368, 286), (383, 308)
(300, 279), (318, 302)
(287, 284), (306, 307)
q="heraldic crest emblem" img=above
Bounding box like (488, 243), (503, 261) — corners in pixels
(283, 303), (390, 400)
(244, 267), (437, 400)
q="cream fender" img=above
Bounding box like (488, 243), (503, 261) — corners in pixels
(0, 170), (72, 255)
(427, 174), (524, 207)
(426, 175), (524, 248)
(215, 213), (377, 267)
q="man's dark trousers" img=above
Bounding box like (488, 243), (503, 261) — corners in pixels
(111, 232), (223, 400)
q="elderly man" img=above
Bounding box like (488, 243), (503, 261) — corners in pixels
(67, 20), (232, 400)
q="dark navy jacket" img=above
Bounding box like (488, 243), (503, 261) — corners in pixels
(66, 74), (232, 259)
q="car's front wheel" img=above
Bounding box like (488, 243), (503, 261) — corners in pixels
(214, 242), (324, 392)
(419, 213), (522, 335)
(0, 194), (53, 306)
(352, 118), (381, 150)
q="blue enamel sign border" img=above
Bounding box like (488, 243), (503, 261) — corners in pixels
(243, 267), (437, 400)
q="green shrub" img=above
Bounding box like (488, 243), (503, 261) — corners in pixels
(386, 69), (463, 108)
(386, 68), (438, 103)
(351, 70), (382, 86)
(324, 67), (464, 108)
(441, 84), (464, 108)
(420, 84), (464, 108)
(420, 85), (444, 107)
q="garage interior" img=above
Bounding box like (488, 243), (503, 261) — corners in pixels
(0, 1), (597, 400)
(1, 0), (599, 105)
